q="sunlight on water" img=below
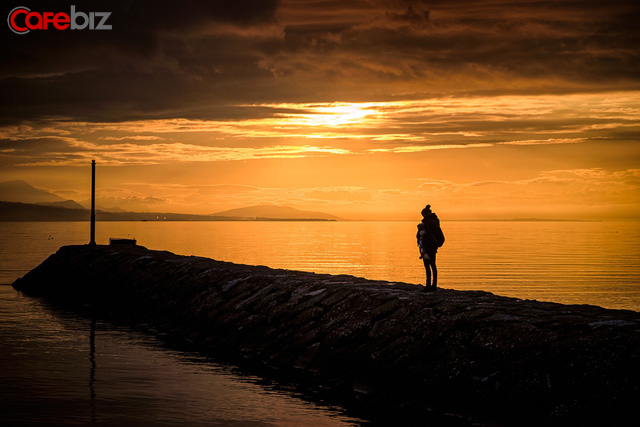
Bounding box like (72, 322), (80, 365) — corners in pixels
(1, 220), (639, 311)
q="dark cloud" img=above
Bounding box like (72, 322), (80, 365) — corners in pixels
(0, 0), (285, 123)
(0, 136), (89, 166)
(2, 0), (279, 69)
(334, 0), (640, 83)
(1, 0), (638, 124)
(1, 137), (73, 152)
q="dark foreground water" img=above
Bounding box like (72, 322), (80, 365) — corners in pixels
(0, 286), (364, 426)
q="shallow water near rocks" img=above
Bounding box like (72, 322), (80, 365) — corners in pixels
(0, 286), (364, 425)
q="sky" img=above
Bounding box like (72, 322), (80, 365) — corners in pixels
(1, 0), (639, 220)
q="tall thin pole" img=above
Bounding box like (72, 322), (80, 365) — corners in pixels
(90, 160), (96, 246)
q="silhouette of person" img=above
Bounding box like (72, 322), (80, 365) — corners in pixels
(417, 204), (444, 291)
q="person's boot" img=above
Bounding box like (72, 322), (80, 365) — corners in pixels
(423, 283), (435, 292)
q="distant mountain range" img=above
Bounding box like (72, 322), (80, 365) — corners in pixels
(37, 200), (87, 210)
(211, 205), (342, 221)
(0, 180), (342, 222)
(0, 179), (71, 204)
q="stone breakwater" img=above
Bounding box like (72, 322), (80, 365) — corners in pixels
(13, 245), (640, 426)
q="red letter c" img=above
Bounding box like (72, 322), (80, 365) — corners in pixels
(8, 6), (30, 34)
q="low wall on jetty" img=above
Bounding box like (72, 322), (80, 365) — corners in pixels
(13, 245), (640, 426)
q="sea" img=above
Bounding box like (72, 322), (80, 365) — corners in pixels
(1, 220), (639, 425)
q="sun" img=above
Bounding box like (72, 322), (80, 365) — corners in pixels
(304, 103), (378, 127)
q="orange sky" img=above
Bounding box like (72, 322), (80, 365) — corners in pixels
(1, 1), (639, 220)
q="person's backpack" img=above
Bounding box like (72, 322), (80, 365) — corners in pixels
(433, 226), (445, 247)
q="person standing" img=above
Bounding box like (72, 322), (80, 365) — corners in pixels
(417, 204), (445, 291)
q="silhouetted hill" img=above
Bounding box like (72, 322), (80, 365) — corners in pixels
(0, 180), (66, 204)
(0, 201), (89, 221)
(0, 201), (208, 222)
(211, 204), (342, 220)
(0, 201), (339, 222)
(1, 180), (342, 221)
(37, 200), (87, 210)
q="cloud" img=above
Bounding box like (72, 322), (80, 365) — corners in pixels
(368, 143), (492, 153)
(497, 138), (586, 146)
(90, 182), (378, 214)
(414, 168), (640, 211)
(1, 1), (638, 124)
(269, 0), (640, 88)
(1, 1), (282, 123)
(95, 195), (167, 212)
(0, 1), (637, 220)
(303, 187), (373, 202)
(0, 135), (353, 166)
(1, 0), (280, 70)
(101, 136), (165, 141)
(1, 90), (637, 169)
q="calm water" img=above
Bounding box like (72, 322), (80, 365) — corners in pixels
(1, 220), (639, 424)
(0, 286), (363, 426)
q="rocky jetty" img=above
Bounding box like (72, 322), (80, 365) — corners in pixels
(13, 245), (640, 426)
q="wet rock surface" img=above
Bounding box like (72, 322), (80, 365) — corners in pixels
(13, 245), (640, 426)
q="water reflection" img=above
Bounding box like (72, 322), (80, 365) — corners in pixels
(89, 318), (96, 423)
(0, 287), (364, 426)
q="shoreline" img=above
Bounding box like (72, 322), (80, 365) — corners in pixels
(13, 244), (640, 426)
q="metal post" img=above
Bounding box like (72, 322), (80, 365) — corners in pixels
(90, 160), (96, 246)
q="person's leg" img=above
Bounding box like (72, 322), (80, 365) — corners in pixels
(422, 257), (431, 287)
(431, 253), (438, 288)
